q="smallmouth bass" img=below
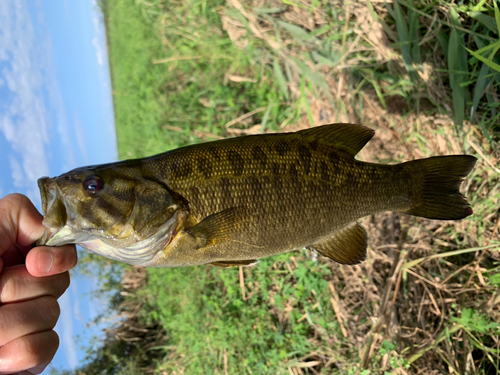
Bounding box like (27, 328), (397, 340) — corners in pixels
(37, 124), (477, 267)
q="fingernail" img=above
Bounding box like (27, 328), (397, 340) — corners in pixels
(38, 249), (54, 274)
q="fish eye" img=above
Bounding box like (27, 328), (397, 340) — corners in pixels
(83, 176), (103, 194)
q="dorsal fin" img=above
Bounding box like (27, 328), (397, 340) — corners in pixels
(295, 123), (375, 157)
(307, 222), (367, 265)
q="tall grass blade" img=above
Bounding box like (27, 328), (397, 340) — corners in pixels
(282, 0), (308, 10)
(470, 12), (498, 33)
(273, 59), (290, 100)
(474, 33), (500, 83)
(408, 0), (422, 65)
(300, 74), (314, 126)
(448, 7), (468, 125)
(278, 21), (319, 44)
(437, 30), (449, 57)
(392, 1), (417, 80)
(486, 92), (498, 118)
(310, 51), (337, 67)
(253, 7), (287, 14)
(480, 112), (494, 143)
(292, 57), (334, 104)
(260, 100), (274, 133)
(494, 0), (500, 36)
(471, 62), (492, 121)
(472, 41), (500, 56)
(466, 47), (500, 73)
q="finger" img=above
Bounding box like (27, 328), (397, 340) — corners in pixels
(0, 296), (60, 347)
(2, 244), (27, 268)
(0, 265), (70, 303)
(0, 194), (45, 257)
(25, 245), (78, 277)
(0, 330), (59, 375)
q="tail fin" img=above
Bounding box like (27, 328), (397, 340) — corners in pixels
(402, 155), (477, 220)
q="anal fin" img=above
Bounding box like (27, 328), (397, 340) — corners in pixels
(209, 260), (259, 268)
(308, 222), (367, 265)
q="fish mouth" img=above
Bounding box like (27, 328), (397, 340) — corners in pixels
(38, 177), (49, 218)
(37, 177), (72, 247)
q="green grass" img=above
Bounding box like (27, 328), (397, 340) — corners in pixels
(103, 0), (165, 157)
(143, 255), (350, 374)
(66, 0), (500, 374)
(104, 0), (299, 160)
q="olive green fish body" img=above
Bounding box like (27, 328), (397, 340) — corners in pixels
(37, 124), (476, 267)
(143, 132), (407, 265)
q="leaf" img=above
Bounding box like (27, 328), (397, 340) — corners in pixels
(466, 47), (500, 73)
(300, 72), (314, 126)
(474, 33), (500, 84)
(408, 0), (422, 65)
(470, 61), (492, 121)
(253, 7), (286, 14)
(273, 59), (290, 100)
(448, 8), (468, 125)
(292, 57), (334, 104)
(310, 51), (336, 67)
(437, 30), (449, 57)
(318, 45), (341, 63)
(487, 273), (500, 287)
(311, 24), (332, 37)
(449, 30), (465, 124)
(260, 100), (274, 133)
(278, 21), (319, 44)
(449, 6), (462, 28)
(282, 0), (308, 10)
(470, 12), (498, 33)
(480, 112), (494, 143)
(451, 308), (500, 334)
(486, 92), (497, 118)
(472, 41), (500, 56)
(393, 1), (417, 80)
(495, 0), (500, 36)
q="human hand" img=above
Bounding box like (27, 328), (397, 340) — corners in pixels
(0, 194), (77, 374)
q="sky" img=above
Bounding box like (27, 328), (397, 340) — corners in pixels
(0, 0), (117, 373)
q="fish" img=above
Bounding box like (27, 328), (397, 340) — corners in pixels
(37, 123), (477, 267)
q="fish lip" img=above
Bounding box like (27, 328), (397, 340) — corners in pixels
(38, 177), (49, 216)
(37, 177), (68, 246)
(37, 177), (51, 246)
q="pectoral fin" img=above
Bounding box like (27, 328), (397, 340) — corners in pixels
(209, 260), (259, 268)
(184, 207), (249, 249)
(308, 222), (367, 265)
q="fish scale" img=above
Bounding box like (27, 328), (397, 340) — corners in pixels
(37, 123), (476, 268)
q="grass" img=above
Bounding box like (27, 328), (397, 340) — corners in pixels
(104, 0), (300, 160)
(65, 0), (500, 374)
